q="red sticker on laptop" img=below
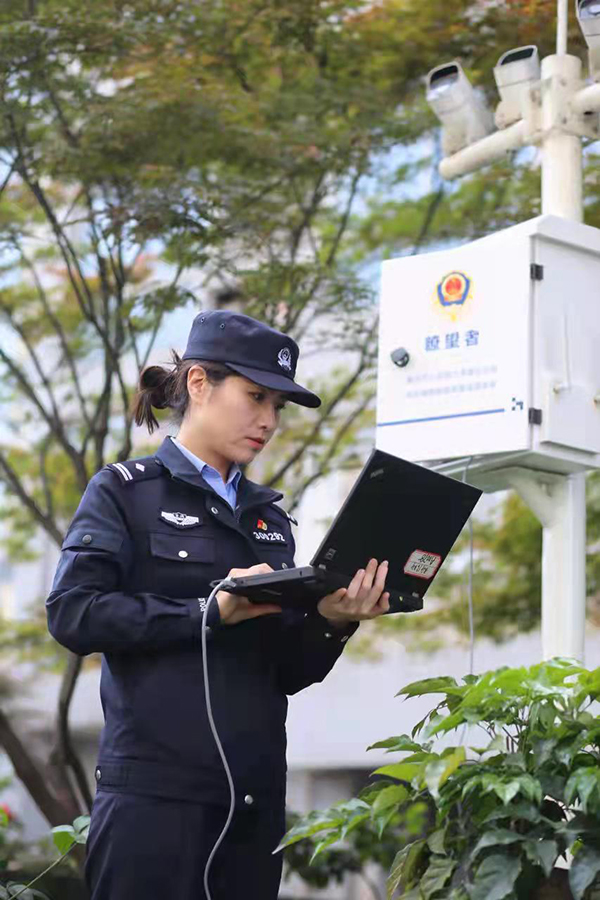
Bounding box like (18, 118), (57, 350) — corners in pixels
(404, 550), (442, 580)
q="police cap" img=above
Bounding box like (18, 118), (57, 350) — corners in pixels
(182, 310), (321, 409)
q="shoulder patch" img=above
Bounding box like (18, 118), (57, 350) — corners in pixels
(271, 504), (298, 526)
(104, 457), (164, 485)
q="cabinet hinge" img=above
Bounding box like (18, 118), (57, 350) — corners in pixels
(530, 264), (544, 281)
(528, 408), (543, 425)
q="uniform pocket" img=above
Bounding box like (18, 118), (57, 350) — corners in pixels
(148, 531), (215, 563)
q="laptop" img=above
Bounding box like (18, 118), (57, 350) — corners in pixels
(210, 448), (482, 615)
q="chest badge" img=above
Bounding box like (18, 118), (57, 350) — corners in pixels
(252, 518), (287, 544)
(160, 510), (201, 528)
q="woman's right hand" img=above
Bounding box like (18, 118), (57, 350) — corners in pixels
(216, 564), (283, 625)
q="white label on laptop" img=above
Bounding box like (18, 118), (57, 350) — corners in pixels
(404, 550), (442, 580)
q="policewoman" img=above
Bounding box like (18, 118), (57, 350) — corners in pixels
(46, 310), (391, 900)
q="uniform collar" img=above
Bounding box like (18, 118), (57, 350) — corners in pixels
(170, 436), (242, 489)
(154, 436), (283, 509)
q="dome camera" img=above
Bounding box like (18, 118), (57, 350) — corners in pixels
(576, 0), (600, 80)
(426, 61), (494, 155)
(494, 46), (540, 128)
(390, 348), (410, 369)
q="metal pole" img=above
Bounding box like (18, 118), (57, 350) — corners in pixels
(541, 475), (587, 660)
(541, 55), (584, 222)
(538, 38), (587, 661)
(505, 470), (586, 661)
(557, 0), (569, 55)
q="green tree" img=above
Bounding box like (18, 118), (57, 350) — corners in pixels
(0, 0), (596, 851)
(0, 0), (547, 838)
(340, 0), (600, 656)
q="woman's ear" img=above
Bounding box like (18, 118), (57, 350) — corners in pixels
(186, 365), (208, 403)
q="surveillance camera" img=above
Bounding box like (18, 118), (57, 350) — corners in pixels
(576, 0), (600, 80)
(390, 348), (410, 368)
(493, 46), (540, 128)
(426, 61), (494, 155)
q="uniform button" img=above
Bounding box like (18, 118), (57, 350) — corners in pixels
(324, 632), (333, 639)
(281, 563), (288, 569)
(178, 550), (189, 559)
(341, 635), (349, 643)
(244, 794), (254, 805)
(211, 507), (219, 515)
(82, 534), (92, 545)
(95, 767), (101, 781)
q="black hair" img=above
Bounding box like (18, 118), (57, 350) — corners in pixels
(131, 350), (235, 435)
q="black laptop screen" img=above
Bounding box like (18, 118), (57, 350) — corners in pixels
(310, 449), (481, 598)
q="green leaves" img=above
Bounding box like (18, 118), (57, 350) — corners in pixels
(468, 853), (522, 900)
(471, 829), (522, 859)
(396, 677), (462, 699)
(424, 747), (466, 800)
(420, 855), (456, 898)
(372, 785), (410, 813)
(367, 735), (425, 753)
(387, 840), (427, 900)
(283, 661), (600, 900)
(373, 763), (423, 784)
(569, 846), (600, 900)
(273, 798), (371, 855)
(0, 885), (51, 900)
(565, 767), (600, 815)
(523, 839), (558, 880)
(51, 814), (90, 853)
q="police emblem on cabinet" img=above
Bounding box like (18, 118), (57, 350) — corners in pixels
(252, 519), (287, 544)
(160, 510), (201, 528)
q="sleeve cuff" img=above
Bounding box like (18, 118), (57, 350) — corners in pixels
(304, 608), (360, 642)
(189, 596), (222, 638)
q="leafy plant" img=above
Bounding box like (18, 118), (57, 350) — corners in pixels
(0, 816), (89, 900)
(276, 659), (600, 900)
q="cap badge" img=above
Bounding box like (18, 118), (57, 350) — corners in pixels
(277, 347), (292, 372)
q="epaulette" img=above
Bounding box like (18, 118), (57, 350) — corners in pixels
(272, 504), (298, 526)
(104, 456), (164, 485)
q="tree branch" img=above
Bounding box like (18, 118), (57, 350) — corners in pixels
(0, 705), (74, 826)
(6, 111), (131, 420)
(289, 171), (327, 266)
(0, 450), (63, 546)
(13, 241), (93, 432)
(0, 300), (69, 439)
(287, 388), (374, 512)
(265, 317), (378, 487)
(0, 159), (16, 197)
(49, 653), (93, 813)
(325, 166), (364, 267)
(0, 341), (88, 488)
(412, 186), (445, 256)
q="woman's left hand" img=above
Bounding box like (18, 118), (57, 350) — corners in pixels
(317, 558), (390, 625)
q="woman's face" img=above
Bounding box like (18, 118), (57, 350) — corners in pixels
(185, 367), (289, 465)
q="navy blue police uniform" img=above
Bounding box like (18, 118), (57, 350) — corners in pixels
(45, 310), (360, 900)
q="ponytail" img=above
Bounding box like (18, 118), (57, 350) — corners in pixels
(131, 351), (234, 435)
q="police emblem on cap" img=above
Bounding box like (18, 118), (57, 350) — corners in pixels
(160, 511), (201, 528)
(277, 347), (292, 372)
